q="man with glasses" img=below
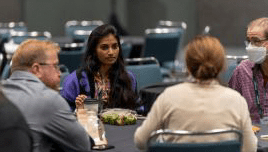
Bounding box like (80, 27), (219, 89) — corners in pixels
(229, 17), (268, 124)
(1, 39), (91, 152)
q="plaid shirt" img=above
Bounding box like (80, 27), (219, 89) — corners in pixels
(229, 59), (268, 123)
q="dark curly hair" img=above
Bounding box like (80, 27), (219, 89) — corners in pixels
(82, 24), (137, 109)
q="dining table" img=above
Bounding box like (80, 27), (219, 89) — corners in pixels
(91, 119), (143, 152)
(257, 124), (268, 152)
(90, 119), (268, 152)
(92, 121), (268, 152)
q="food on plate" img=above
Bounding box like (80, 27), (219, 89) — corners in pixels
(252, 125), (260, 134)
(101, 112), (137, 126)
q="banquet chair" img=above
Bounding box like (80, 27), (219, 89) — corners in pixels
(59, 64), (70, 91)
(147, 129), (242, 152)
(0, 22), (27, 42)
(0, 92), (33, 152)
(65, 20), (104, 42)
(58, 42), (86, 73)
(9, 30), (52, 44)
(219, 55), (248, 86)
(1, 60), (11, 80)
(121, 42), (132, 58)
(143, 26), (186, 79)
(125, 57), (163, 91)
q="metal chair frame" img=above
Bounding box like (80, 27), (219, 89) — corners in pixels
(148, 128), (243, 152)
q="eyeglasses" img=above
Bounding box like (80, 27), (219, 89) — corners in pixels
(246, 37), (268, 46)
(39, 63), (60, 71)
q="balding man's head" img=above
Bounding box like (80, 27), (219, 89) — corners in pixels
(11, 39), (60, 72)
(247, 18), (268, 38)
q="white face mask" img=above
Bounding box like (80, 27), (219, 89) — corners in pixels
(246, 43), (267, 64)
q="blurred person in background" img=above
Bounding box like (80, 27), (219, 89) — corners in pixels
(1, 39), (91, 152)
(61, 24), (140, 112)
(229, 17), (268, 124)
(134, 35), (257, 152)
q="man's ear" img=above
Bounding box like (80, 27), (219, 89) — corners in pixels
(30, 63), (42, 78)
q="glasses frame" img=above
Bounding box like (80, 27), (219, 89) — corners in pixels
(38, 63), (61, 71)
(246, 37), (268, 47)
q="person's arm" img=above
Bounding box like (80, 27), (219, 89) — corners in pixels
(60, 71), (80, 111)
(44, 95), (91, 152)
(239, 96), (257, 152)
(134, 91), (167, 150)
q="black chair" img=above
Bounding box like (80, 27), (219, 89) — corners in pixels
(65, 20), (104, 42)
(148, 129), (242, 152)
(58, 43), (86, 73)
(125, 57), (163, 91)
(0, 91), (33, 152)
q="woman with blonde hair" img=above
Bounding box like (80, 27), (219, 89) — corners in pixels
(134, 35), (257, 152)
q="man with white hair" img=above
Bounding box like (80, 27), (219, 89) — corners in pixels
(229, 17), (268, 124)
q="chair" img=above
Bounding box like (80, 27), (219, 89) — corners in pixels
(59, 64), (70, 91)
(1, 60), (11, 80)
(148, 129), (242, 152)
(0, 22), (27, 42)
(65, 20), (104, 42)
(121, 41), (132, 58)
(58, 43), (86, 73)
(125, 57), (163, 91)
(219, 55), (248, 86)
(9, 30), (52, 44)
(142, 27), (186, 79)
(0, 92), (33, 152)
(143, 28), (184, 64)
(156, 20), (187, 57)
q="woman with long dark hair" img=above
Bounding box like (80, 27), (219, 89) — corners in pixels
(61, 24), (138, 112)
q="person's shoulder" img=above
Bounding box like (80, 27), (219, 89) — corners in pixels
(162, 82), (189, 93)
(42, 88), (70, 111)
(219, 84), (244, 96)
(64, 69), (88, 84)
(127, 70), (135, 77)
(236, 59), (254, 71)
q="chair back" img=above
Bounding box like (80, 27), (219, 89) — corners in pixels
(58, 43), (86, 73)
(219, 55), (248, 86)
(0, 22), (27, 42)
(143, 28), (184, 65)
(1, 60), (11, 80)
(148, 129), (242, 152)
(0, 92), (33, 152)
(9, 31), (52, 44)
(59, 64), (70, 90)
(121, 42), (132, 58)
(65, 20), (104, 42)
(125, 57), (163, 91)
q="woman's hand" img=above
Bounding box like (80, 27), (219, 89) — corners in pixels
(75, 94), (87, 109)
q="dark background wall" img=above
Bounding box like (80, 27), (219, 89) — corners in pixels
(1, 0), (268, 47)
(196, 0), (268, 46)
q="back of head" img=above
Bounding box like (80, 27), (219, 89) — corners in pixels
(11, 39), (60, 73)
(185, 35), (226, 82)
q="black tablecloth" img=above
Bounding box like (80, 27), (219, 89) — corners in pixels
(92, 120), (268, 152)
(257, 124), (268, 152)
(139, 81), (183, 115)
(91, 120), (143, 152)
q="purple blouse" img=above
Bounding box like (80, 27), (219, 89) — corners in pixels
(228, 59), (268, 123)
(60, 70), (137, 111)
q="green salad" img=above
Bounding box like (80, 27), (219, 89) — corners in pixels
(101, 113), (137, 126)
